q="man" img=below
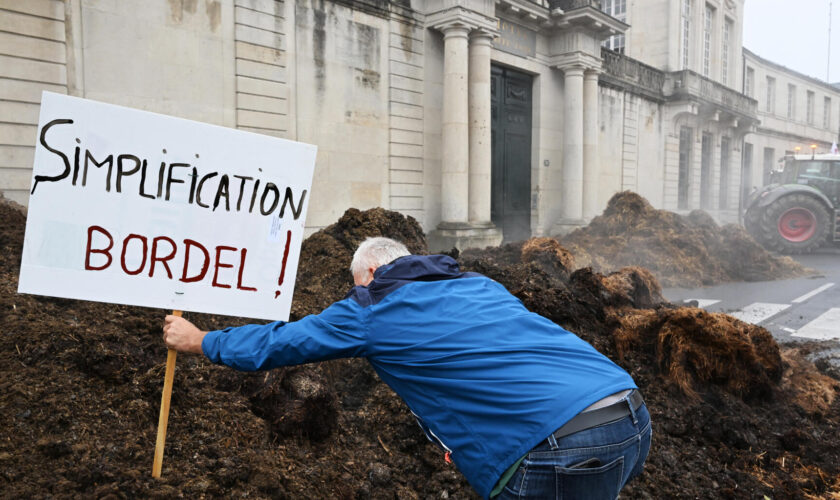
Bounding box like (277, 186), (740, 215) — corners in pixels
(164, 237), (651, 499)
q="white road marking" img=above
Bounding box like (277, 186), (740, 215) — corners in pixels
(782, 327), (796, 333)
(792, 283), (836, 303)
(684, 299), (720, 308)
(729, 303), (790, 325)
(792, 308), (840, 340)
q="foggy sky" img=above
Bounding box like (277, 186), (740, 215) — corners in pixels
(743, 0), (840, 83)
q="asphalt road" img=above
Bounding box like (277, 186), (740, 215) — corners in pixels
(663, 246), (840, 344)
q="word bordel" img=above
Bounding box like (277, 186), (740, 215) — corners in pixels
(32, 119), (307, 219)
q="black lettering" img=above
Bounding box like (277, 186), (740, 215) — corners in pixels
(156, 162), (166, 198)
(32, 118), (73, 195)
(165, 163), (189, 201)
(233, 175), (252, 212)
(196, 172), (218, 208)
(279, 187), (307, 220)
(72, 145), (81, 185)
(188, 167), (198, 204)
(116, 154), (141, 193)
(82, 150), (114, 189)
(139, 160), (155, 199)
(260, 182), (280, 215)
(249, 179), (260, 213)
(213, 174), (230, 212)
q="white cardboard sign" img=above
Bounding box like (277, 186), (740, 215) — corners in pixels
(18, 92), (317, 321)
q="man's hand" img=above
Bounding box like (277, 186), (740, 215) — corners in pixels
(163, 315), (208, 354)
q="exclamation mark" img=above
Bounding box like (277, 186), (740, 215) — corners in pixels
(274, 230), (292, 299)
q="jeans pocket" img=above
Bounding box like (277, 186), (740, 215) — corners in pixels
(555, 455), (624, 500)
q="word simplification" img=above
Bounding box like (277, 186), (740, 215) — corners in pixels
(32, 119), (307, 219)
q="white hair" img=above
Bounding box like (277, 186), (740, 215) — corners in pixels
(350, 237), (410, 279)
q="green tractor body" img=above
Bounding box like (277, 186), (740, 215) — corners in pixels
(743, 154), (840, 254)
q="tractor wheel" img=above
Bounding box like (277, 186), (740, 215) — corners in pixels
(743, 206), (762, 240)
(757, 194), (830, 254)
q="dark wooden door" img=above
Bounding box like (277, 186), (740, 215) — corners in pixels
(491, 65), (532, 243)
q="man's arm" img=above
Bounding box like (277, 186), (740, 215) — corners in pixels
(163, 299), (368, 371)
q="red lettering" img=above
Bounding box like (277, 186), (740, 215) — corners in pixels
(85, 225), (113, 271)
(236, 248), (257, 292)
(120, 233), (148, 275)
(149, 236), (177, 279)
(180, 239), (210, 283)
(212, 245), (236, 289)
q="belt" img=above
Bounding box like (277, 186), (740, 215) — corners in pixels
(548, 390), (645, 442)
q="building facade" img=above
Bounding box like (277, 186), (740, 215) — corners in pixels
(1, 0), (838, 250)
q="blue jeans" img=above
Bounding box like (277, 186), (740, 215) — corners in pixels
(496, 402), (651, 500)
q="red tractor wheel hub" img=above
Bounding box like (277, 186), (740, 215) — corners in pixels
(777, 208), (817, 242)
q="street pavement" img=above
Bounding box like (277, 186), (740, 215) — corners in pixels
(663, 246), (840, 344)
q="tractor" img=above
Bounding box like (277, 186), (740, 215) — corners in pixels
(743, 153), (840, 254)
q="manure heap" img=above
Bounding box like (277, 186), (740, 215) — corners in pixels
(1, 200), (838, 498)
(561, 191), (812, 287)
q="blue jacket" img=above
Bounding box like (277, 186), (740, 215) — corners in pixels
(202, 255), (637, 498)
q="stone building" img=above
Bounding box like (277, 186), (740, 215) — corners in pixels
(1, 0), (838, 250)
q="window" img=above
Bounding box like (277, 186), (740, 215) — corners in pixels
(601, 0), (627, 53)
(766, 77), (776, 113)
(703, 5), (714, 77)
(700, 133), (712, 209)
(682, 0), (691, 69)
(763, 147), (775, 185)
(807, 91), (815, 124)
(788, 84), (796, 119)
(679, 127), (693, 209)
(745, 67), (755, 97)
(825, 97), (832, 129)
(721, 19), (732, 85)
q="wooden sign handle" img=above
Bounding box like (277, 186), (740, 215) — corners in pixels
(152, 309), (181, 478)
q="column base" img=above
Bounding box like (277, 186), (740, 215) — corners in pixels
(428, 222), (503, 252)
(550, 218), (587, 236)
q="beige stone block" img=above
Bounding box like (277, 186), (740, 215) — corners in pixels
(389, 31), (423, 54)
(351, 181), (384, 207)
(235, 0), (283, 16)
(390, 129), (423, 146)
(389, 47), (423, 67)
(390, 102), (423, 120)
(390, 183), (423, 197)
(389, 143), (423, 158)
(390, 74), (423, 93)
(389, 19), (423, 42)
(235, 5), (283, 32)
(390, 170), (422, 184)
(390, 115), (423, 133)
(238, 126), (289, 138)
(237, 109), (288, 130)
(236, 59), (287, 83)
(0, 10), (64, 41)
(235, 41), (286, 65)
(235, 24), (285, 50)
(0, 55), (66, 85)
(0, 123), (37, 147)
(390, 197), (423, 210)
(390, 88), (423, 106)
(236, 75), (289, 99)
(0, 101), (40, 125)
(0, 0), (64, 20)
(0, 145), (34, 168)
(0, 79), (65, 103)
(237, 93), (287, 114)
(0, 166), (32, 190)
(389, 157), (422, 171)
(0, 32), (66, 64)
(390, 60), (424, 80)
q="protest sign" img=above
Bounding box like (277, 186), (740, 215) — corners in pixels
(18, 92), (317, 322)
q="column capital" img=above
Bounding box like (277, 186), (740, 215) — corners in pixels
(469, 28), (497, 44)
(584, 68), (601, 79)
(427, 6), (498, 35)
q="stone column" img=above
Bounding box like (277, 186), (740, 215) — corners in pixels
(440, 25), (471, 225)
(468, 31), (493, 226)
(582, 69), (600, 219)
(562, 65), (585, 222)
